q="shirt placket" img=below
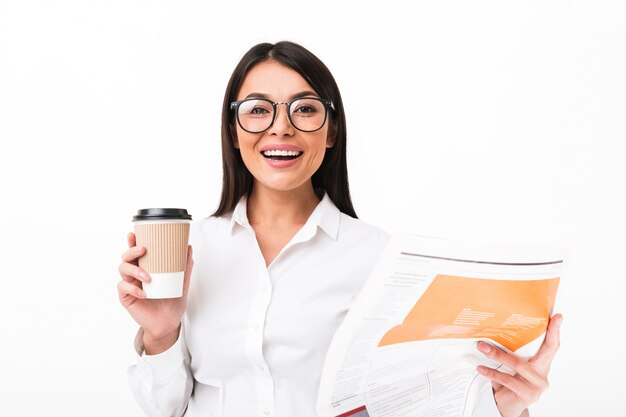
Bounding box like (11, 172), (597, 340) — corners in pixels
(244, 250), (276, 417)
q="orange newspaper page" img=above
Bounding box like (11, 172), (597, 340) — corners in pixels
(379, 275), (560, 351)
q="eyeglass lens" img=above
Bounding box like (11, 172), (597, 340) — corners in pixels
(237, 98), (328, 132)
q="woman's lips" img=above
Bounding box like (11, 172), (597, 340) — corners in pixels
(261, 149), (303, 158)
(261, 151), (303, 168)
(259, 143), (304, 168)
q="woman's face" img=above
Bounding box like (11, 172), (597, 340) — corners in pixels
(233, 60), (335, 196)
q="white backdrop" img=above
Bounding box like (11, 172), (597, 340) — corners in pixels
(1, 1), (624, 416)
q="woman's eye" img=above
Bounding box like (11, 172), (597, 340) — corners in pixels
(294, 105), (316, 114)
(250, 107), (270, 115)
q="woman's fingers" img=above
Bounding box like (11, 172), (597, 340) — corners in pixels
(475, 315), (562, 410)
(123, 232), (145, 267)
(121, 244), (145, 264)
(477, 342), (547, 389)
(474, 315), (562, 415)
(529, 314), (562, 371)
(119, 262), (152, 284)
(476, 366), (543, 404)
(127, 232), (136, 248)
(118, 280), (147, 300)
(476, 314), (562, 384)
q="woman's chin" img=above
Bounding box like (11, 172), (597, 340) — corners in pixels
(252, 178), (315, 195)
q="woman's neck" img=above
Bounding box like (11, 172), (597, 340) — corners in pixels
(247, 183), (321, 229)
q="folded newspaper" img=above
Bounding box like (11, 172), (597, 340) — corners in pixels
(317, 233), (562, 417)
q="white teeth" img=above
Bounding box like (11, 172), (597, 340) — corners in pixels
(262, 150), (302, 157)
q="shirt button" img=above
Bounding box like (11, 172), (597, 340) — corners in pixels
(253, 323), (260, 331)
(262, 408), (270, 415)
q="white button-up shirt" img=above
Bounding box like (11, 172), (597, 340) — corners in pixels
(127, 194), (502, 417)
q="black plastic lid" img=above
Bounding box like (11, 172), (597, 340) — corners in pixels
(132, 208), (192, 222)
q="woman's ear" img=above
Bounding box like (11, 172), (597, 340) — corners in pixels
(326, 122), (337, 148)
(230, 124), (239, 149)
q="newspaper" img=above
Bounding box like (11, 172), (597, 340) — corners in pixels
(317, 233), (561, 417)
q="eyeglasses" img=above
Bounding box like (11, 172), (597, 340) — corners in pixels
(230, 97), (335, 133)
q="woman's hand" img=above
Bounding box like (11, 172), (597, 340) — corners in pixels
(476, 313), (562, 417)
(117, 232), (194, 354)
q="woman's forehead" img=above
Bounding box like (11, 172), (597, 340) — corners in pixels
(237, 60), (317, 100)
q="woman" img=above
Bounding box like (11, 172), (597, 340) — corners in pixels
(118, 41), (561, 417)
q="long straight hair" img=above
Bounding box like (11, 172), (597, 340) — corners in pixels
(212, 41), (357, 218)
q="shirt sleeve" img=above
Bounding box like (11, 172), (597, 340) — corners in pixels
(472, 383), (503, 417)
(127, 324), (194, 417)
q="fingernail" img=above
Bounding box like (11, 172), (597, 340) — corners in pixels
(478, 342), (491, 354)
(476, 366), (488, 375)
(138, 289), (146, 298)
(139, 271), (150, 282)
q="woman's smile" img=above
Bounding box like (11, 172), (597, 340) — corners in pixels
(260, 143), (304, 168)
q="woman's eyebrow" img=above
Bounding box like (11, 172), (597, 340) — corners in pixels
(243, 90), (320, 100)
(289, 90), (319, 99)
(244, 92), (270, 99)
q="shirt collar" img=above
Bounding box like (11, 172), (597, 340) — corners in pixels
(230, 196), (250, 231)
(229, 192), (340, 241)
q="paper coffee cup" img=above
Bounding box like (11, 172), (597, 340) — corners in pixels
(132, 208), (192, 299)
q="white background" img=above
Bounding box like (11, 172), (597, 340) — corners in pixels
(1, 1), (624, 416)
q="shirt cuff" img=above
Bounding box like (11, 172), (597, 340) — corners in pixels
(134, 327), (185, 384)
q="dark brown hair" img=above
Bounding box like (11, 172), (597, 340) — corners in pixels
(212, 41), (357, 218)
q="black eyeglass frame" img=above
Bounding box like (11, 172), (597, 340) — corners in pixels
(230, 97), (336, 133)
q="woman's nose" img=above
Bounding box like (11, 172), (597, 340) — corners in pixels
(268, 104), (295, 136)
